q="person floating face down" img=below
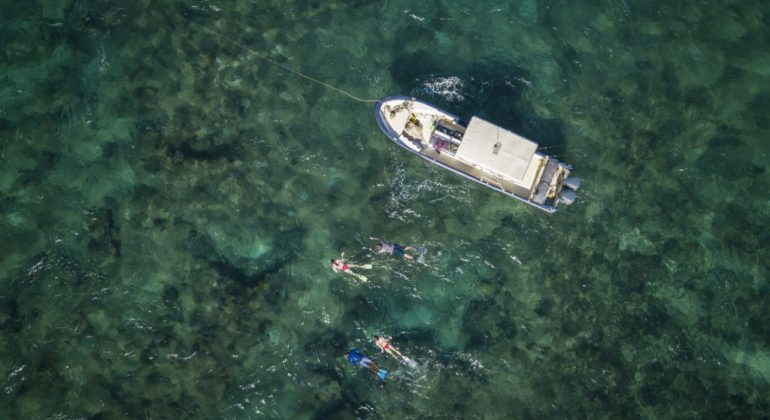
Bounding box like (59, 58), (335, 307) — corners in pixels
(344, 348), (388, 380)
(373, 335), (405, 360)
(330, 252), (369, 282)
(369, 237), (424, 261)
(373, 336), (416, 367)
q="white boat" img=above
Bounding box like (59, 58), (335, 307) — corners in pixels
(374, 96), (580, 213)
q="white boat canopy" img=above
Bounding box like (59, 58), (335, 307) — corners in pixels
(455, 117), (539, 184)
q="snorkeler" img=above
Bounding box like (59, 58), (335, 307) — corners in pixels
(369, 237), (426, 263)
(330, 252), (371, 282)
(345, 348), (388, 380)
(373, 335), (417, 367)
(373, 335), (405, 359)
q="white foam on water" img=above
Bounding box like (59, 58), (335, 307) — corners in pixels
(420, 76), (466, 102)
(385, 152), (472, 220)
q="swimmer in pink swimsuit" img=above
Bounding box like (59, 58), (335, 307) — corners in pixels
(330, 253), (369, 282)
(331, 260), (350, 271)
(373, 335), (405, 360)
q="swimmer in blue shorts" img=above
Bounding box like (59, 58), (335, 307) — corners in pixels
(369, 236), (425, 261)
(344, 348), (388, 380)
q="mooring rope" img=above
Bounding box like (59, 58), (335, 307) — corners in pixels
(185, 17), (379, 104)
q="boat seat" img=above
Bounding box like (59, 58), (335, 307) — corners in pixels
(531, 159), (559, 203)
(431, 129), (461, 145)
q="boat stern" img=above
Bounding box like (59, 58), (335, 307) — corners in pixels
(531, 159), (580, 209)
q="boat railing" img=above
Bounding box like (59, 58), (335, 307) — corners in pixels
(478, 168), (507, 191)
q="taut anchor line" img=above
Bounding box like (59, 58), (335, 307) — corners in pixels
(183, 16), (378, 104)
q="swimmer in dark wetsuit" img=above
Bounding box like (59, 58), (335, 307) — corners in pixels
(344, 348), (388, 380)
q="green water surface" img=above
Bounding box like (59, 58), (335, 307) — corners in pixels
(1, 0), (769, 418)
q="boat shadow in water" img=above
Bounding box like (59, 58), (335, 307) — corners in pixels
(388, 51), (567, 152)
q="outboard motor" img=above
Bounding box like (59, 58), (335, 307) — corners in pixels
(565, 176), (581, 191)
(560, 189), (576, 205)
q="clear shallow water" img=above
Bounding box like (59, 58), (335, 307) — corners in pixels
(1, 0), (769, 417)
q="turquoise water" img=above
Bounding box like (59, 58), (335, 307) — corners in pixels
(1, 0), (769, 417)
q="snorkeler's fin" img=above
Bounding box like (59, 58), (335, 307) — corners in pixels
(354, 273), (368, 282)
(416, 247), (427, 264)
(378, 369), (389, 380)
(400, 357), (417, 368)
(360, 263), (373, 270)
